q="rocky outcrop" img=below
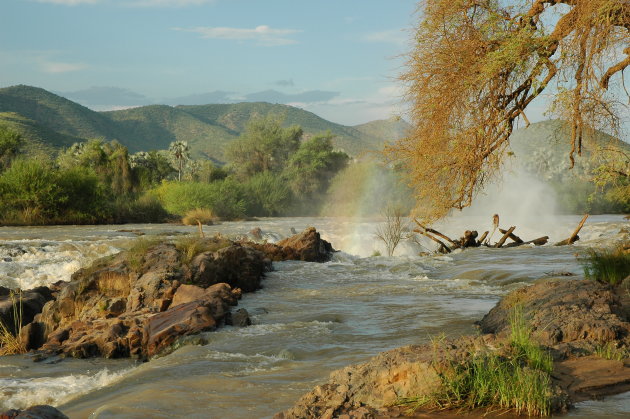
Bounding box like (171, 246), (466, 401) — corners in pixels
(277, 278), (630, 418)
(247, 227), (335, 262)
(0, 405), (68, 419)
(22, 239), (268, 360)
(478, 278), (630, 354)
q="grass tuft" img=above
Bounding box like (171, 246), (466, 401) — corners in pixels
(0, 290), (27, 356)
(174, 235), (232, 265)
(401, 305), (552, 416)
(594, 342), (629, 361)
(581, 244), (630, 286)
(126, 236), (161, 272)
(182, 208), (215, 226)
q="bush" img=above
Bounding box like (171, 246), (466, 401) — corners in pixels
(111, 194), (170, 224)
(581, 245), (630, 286)
(243, 172), (292, 216)
(182, 208), (215, 226)
(153, 179), (247, 220)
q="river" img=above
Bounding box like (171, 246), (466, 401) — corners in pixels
(0, 215), (628, 418)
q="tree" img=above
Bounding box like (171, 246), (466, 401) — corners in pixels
(169, 140), (190, 182)
(283, 132), (349, 199)
(226, 115), (302, 178)
(387, 0), (630, 221)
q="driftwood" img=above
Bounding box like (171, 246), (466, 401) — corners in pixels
(413, 228), (452, 253)
(555, 214), (589, 246)
(499, 228), (523, 244)
(504, 236), (549, 248)
(495, 226), (516, 248)
(413, 219), (459, 248)
(477, 231), (489, 245)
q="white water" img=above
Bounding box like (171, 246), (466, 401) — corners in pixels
(0, 216), (628, 418)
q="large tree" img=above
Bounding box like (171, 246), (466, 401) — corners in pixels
(388, 0), (630, 221)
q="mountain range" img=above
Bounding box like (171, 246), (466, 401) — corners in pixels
(0, 85), (407, 162)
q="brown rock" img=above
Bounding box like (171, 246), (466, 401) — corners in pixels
(0, 287), (53, 334)
(247, 227), (335, 263)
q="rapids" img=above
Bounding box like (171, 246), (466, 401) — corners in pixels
(0, 215), (628, 418)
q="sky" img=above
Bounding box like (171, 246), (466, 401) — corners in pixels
(1, 0), (419, 126)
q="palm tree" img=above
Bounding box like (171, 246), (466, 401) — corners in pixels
(169, 141), (190, 181)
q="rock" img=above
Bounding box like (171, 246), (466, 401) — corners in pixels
(247, 227), (335, 263)
(279, 278), (630, 417)
(0, 287), (53, 334)
(478, 278), (630, 352)
(226, 308), (251, 327)
(189, 244), (269, 292)
(0, 405), (68, 419)
(27, 240), (268, 360)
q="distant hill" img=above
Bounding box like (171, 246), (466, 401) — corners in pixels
(0, 85), (407, 161)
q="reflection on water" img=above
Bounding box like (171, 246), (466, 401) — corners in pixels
(0, 215), (628, 418)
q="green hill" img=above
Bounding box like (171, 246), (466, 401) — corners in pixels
(0, 85), (403, 161)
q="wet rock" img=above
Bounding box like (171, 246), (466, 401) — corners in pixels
(189, 244), (269, 292)
(0, 287), (53, 334)
(0, 405), (68, 419)
(28, 240), (268, 360)
(279, 278), (630, 417)
(479, 278), (630, 352)
(248, 227), (335, 263)
(226, 308), (251, 327)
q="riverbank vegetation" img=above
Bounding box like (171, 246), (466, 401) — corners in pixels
(0, 116), (357, 225)
(401, 306), (553, 416)
(582, 244), (630, 286)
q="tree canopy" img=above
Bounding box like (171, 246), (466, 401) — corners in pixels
(387, 0), (630, 221)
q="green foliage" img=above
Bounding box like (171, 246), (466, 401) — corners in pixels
(130, 150), (176, 189)
(581, 245), (630, 286)
(0, 126), (22, 169)
(153, 179), (247, 219)
(169, 140), (190, 181)
(226, 115), (302, 178)
(401, 306), (553, 416)
(243, 171), (292, 216)
(284, 132), (349, 199)
(126, 236), (162, 272)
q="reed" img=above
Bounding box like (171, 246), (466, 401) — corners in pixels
(401, 305), (552, 416)
(581, 244), (630, 286)
(0, 290), (27, 356)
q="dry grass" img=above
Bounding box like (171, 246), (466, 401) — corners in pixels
(174, 235), (232, 265)
(182, 208), (215, 226)
(0, 290), (27, 356)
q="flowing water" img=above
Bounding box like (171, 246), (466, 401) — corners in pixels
(0, 215), (628, 418)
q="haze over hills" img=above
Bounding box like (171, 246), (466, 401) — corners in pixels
(0, 85), (409, 161)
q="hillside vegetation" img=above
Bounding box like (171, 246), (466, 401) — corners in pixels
(0, 85), (408, 161)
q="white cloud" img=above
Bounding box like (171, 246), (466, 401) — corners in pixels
(41, 61), (88, 73)
(173, 25), (300, 46)
(35, 0), (99, 5)
(363, 29), (408, 46)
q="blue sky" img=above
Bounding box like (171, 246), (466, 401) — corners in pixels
(1, 0), (418, 125)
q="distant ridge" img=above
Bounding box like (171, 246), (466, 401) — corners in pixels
(0, 85), (410, 161)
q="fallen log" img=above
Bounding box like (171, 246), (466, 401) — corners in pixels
(499, 228), (523, 244)
(413, 228), (451, 253)
(477, 231), (489, 245)
(504, 236), (549, 248)
(413, 219), (459, 248)
(495, 226), (516, 248)
(555, 214), (589, 246)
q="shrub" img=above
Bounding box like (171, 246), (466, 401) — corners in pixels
(182, 208), (215, 226)
(581, 245), (630, 286)
(153, 179), (247, 220)
(243, 172), (292, 216)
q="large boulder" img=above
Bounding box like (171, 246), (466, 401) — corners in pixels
(278, 278), (630, 417)
(247, 227), (335, 263)
(27, 241), (267, 360)
(479, 278), (630, 353)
